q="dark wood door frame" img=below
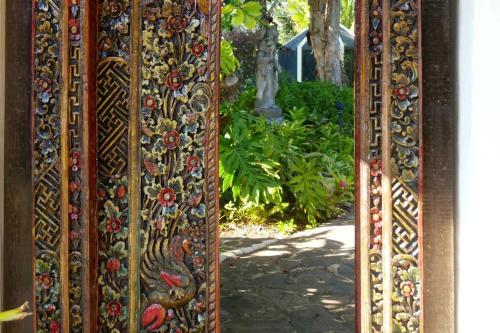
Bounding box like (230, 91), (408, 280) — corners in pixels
(2, 0), (455, 332)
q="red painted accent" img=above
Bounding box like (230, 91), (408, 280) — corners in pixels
(160, 272), (183, 288)
(141, 304), (167, 330)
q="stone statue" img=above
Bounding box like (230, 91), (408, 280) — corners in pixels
(255, 20), (283, 122)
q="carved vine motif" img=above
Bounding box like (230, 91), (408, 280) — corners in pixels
(391, 0), (421, 331)
(97, 174), (130, 331)
(390, 0), (419, 189)
(139, 1), (211, 331)
(392, 255), (420, 332)
(369, 160), (383, 332)
(68, 0), (84, 330)
(98, 0), (131, 60)
(369, 250), (383, 330)
(34, 0), (62, 331)
(97, 0), (132, 331)
(96, 60), (131, 331)
(368, 0), (383, 331)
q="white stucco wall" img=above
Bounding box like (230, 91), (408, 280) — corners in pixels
(458, 0), (500, 331)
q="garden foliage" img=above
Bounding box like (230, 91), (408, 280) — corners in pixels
(219, 80), (354, 228)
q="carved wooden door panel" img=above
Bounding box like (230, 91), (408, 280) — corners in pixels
(32, 0), (220, 331)
(355, 0), (423, 332)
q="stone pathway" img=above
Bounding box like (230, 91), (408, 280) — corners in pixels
(220, 213), (355, 333)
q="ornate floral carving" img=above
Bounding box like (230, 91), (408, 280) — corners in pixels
(391, 0), (421, 330)
(390, 0), (419, 188)
(33, 0), (62, 330)
(97, 0), (132, 331)
(369, 250), (383, 330)
(139, 1), (211, 331)
(98, 0), (131, 60)
(392, 255), (420, 332)
(97, 176), (130, 331)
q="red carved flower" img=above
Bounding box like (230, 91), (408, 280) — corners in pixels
(106, 217), (122, 233)
(191, 42), (205, 57)
(69, 181), (81, 192)
(370, 159), (382, 177)
(186, 155), (201, 172)
(393, 73), (418, 111)
(106, 258), (121, 272)
(163, 130), (180, 150)
(107, 0), (123, 18)
(165, 70), (184, 90)
(116, 185), (126, 199)
(166, 14), (187, 33)
(38, 272), (53, 290)
(45, 303), (56, 313)
(400, 281), (415, 297)
(98, 188), (107, 199)
(50, 320), (61, 333)
(70, 151), (81, 172)
(339, 180), (346, 189)
(70, 230), (81, 240)
(100, 36), (113, 51)
(158, 188), (176, 207)
(143, 95), (158, 110)
(69, 18), (80, 42)
(107, 301), (122, 317)
(143, 7), (160, 22)
(394, 84), (411, 101)
(37, 78), (52, 93)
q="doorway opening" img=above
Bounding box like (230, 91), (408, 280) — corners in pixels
(217, 0), (357, 331)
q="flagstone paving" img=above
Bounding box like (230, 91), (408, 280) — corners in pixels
(220, 213), (355, 333)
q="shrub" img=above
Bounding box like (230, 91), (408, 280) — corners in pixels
(276, 78), (354, 135)
(219, 80), (354, 229)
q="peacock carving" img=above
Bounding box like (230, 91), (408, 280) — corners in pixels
(140, 231), (198, 331)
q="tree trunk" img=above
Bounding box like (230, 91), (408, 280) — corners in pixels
(308, 0), (343, 85)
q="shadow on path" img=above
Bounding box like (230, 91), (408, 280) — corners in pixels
(221, 214), (355, 333)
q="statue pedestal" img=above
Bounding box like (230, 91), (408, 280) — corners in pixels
(254, 106), (284, 123)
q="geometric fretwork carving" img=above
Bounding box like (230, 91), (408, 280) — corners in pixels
(392, 177), (419, 257)
(97, 60), (130, 176)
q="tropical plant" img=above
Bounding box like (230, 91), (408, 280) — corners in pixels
(222, 0), (262, 30)
(0, 302), (32, 322)
(220, 0), (262, 78)
(219, 80), (355, 229)
(220, 40), (240, 77)
(341, 0), (355, 28)
(285, 0), (310, 31)
(219, 107), (282, 205)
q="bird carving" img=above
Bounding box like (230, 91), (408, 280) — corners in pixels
(141, 235), (197, 311)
